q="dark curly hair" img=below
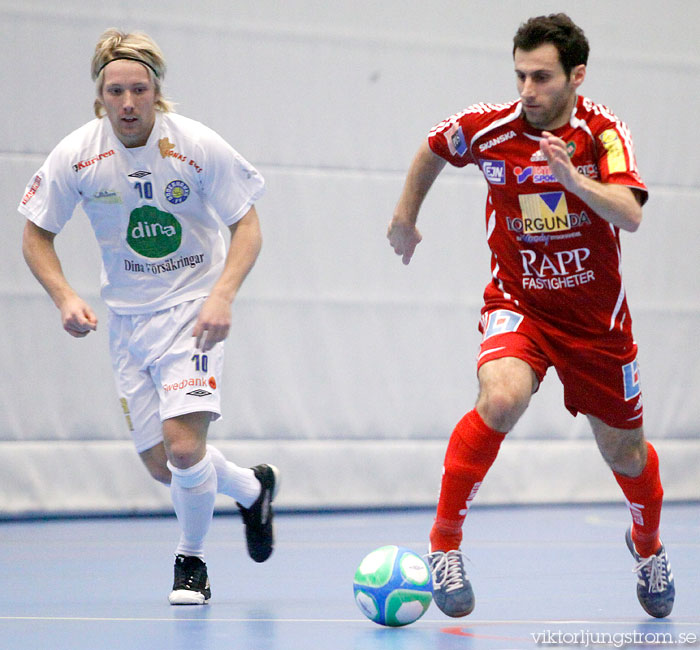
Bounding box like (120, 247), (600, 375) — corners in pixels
(513, 14), (589, 77)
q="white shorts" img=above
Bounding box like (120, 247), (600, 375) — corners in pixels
(109, 297), (224, 453)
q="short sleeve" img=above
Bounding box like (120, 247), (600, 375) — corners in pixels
(17, 143), (82, 233)
(594, 119), (648, 205)
(199, 129), (265, 226)
(428, 116), (475, 168)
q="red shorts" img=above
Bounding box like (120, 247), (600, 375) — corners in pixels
(477, 308), (643, 429)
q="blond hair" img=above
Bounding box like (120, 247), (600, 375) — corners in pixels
(91, 28), (174, 117)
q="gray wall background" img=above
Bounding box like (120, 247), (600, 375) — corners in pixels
(1, 0), (698, 515)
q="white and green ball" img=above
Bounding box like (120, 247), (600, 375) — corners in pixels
(353, 545), (433, 627)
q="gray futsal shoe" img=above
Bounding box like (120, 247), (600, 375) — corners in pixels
(169, 555), (211, 605)
(625, 527), (675, 618)
(426, 549), (475, 617)
(237, 464), (280, 563)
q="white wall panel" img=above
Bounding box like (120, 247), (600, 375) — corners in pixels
(2, 439), (698, 518)
(1, 0), (698, 515)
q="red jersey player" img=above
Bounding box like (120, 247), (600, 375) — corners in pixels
(387, 13), (674, 619)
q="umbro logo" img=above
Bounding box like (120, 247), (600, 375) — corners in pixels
(187, 389), (212, 397)
(128, 170), (151, 178)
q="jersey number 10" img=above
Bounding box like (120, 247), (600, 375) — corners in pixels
(134, 181), (154, 199)
(191, 353), (209, 373)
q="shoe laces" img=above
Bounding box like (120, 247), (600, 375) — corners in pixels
(633, 552), (669, 594)
(429, 550), (468, 594)
(174, 556), (207, 590)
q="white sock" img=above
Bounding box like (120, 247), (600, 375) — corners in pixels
(168, 452), (217, 559)
(207, 444), (261, 508)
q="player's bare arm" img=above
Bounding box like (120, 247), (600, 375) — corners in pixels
(540, 131), (643, 232)
(22, 220), (98, 337)
(388, 140), (447, 265)
(192, 205), (262, 352)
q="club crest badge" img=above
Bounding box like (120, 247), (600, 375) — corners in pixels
(164, 180), (190, 204)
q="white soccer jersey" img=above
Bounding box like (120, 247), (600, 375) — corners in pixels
(19, 112), (265, 315)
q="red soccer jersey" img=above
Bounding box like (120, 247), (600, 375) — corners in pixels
(428, 95), (647, 339)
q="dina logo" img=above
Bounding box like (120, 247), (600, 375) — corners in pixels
(126, 206), (182, 258)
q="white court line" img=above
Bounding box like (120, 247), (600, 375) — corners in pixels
(0, 617), (370, 623)
(0, 616), (697, 626)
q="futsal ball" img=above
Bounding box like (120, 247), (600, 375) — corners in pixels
(353, 545), (433, 627)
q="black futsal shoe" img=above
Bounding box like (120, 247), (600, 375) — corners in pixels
(168, 555), (211, 605)
(237, 464), (280, 563)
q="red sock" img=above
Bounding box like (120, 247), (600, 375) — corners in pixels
(613, 442), (664, 557)
(430, 409), (505, 552)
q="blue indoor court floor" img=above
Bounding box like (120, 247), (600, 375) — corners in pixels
(1, 503), (698, 650)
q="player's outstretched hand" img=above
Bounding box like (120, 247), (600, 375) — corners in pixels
(60, 296), (98, 338)
(193, 294), (231, 352)
(387, 218), (422, 265)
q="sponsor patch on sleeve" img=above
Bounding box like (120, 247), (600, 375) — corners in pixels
(600, 129), (627, 174)
(22, 175), (42, 205)
(445, 122), (467, 157)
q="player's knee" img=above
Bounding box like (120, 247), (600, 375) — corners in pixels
(165, 432), (208, 470)
(139, 443), (171, 484)
(476, 388), (529, 432)
(600, 437), (647, 477)
(593, 421), (646, 476)
(166, 443), (201, 470)
(162, 412), (210, 470)
(476, 359), (534, 431)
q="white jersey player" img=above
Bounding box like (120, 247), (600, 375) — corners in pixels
(20, 29), (279, 605)
(23, 110), (265, 315)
